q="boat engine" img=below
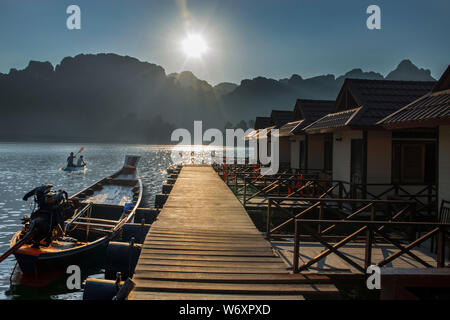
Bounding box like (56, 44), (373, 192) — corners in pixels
(20, 184), (73, 248)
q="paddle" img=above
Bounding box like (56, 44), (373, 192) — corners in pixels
(75, 147), (84, 156)
(0, 222), (35, 264)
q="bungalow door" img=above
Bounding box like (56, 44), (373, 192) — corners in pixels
(299, 140), (306, 170)
(323, 134), (333, 172)
(351, 139), (366, 198)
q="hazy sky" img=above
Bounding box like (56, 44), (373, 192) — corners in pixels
(0, 0), (449, 85)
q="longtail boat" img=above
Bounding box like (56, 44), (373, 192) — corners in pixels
(6, 155), (142, 275)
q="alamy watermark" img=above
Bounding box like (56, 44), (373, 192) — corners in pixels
(66, 264), (81, 290)
(170, 121), (279, 175)
(66, 5), (81, 30)
(65, 5), (380, 31)
(366, 265), (381, 290)
(366, 5), (381, 30)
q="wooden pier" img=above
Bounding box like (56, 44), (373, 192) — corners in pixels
(130, 165), (338, 300)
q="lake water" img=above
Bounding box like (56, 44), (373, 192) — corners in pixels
(0, 142), (243, 300)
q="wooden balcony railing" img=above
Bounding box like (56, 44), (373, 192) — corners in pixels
(266, 197), (416, 239)
(292, 219), (450, 273)
(213, 164), (437, 219)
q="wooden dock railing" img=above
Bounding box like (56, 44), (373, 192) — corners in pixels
(345, 183), (437, 219)
(292, 219), (450, 273)
(241, 175), (332, 207)
(266, 197), (417, 239)
(214, 163), (437, 219)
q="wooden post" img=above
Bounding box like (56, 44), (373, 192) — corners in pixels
(266, 199), (272, 239)
(293, 219), (300, 273)
(350, 183), (355, 212)
(387, 202), (392, 220)
(318, 202), (323, 233)
(364, 224), (373, 270)
(437, 227), (445, 268)
(409, 202), (417, 241)
(243, 177), (247, 207)
(427, 185), (432, 218)
(364, 204), (375, 269)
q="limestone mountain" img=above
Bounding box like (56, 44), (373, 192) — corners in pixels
(385, 59), (435, 81)
(0, 54), (436, 143)
(213, 82), (238, 97)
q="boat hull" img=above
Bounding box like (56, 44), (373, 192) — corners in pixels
(13, 236), (110, 274)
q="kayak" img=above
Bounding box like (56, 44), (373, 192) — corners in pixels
(62, 164), (86, 172)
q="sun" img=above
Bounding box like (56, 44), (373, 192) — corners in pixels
(182, 34), (208, 59)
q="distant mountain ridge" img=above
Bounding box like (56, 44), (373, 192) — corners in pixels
(385, 59), (434, 81)
(222, 59), (435, 120)
(0, 54), (436, 143)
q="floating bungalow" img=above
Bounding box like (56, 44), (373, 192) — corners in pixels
(250, 102), (335, 172)
(303, 79), (435, 197)
(245, 116), (272, 160)
(248, 111), (293, 167)
(245, 71), (448, 219)
(269, 110), (294, 168)
(379, 65), (450, 212)
(281, 99), (334, 172)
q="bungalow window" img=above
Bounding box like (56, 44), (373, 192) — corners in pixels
(392, 142), (436, 184)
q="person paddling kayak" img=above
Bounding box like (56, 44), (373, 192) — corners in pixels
(76, 155), (86, 167)
(67, 152), (76, 167)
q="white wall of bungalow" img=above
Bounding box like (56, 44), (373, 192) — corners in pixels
(440, 125), (450, 207)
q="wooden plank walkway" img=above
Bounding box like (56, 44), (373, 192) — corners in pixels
(130, 165), (338, 300)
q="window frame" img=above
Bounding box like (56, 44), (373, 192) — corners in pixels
(391, 141), (431, 185)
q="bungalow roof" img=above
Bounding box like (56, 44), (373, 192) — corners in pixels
(378, 65), (450, 128)
(306, 78), (435, 132)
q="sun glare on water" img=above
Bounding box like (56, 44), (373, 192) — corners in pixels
(182, 34), (208, 59)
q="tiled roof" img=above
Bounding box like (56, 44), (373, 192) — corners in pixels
(305, 78), (436, 132)
(270, 110), (294, 128)
(254, 117), (271, 130)
(292, 99), (334, 134)
(256, 126), (276, 139)
(305, 108), (361, 132)
(432, 65), (450, 93)
(378, 90), (450, 127)
(244, 129), (258, 140)
(294, 99), (335, 122)
(378, 65), (450, 128)
(276, 120), (304, 137)
(341, 78), (436, 126)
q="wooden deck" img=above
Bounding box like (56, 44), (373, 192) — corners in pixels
(130, 165), (338, 300)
